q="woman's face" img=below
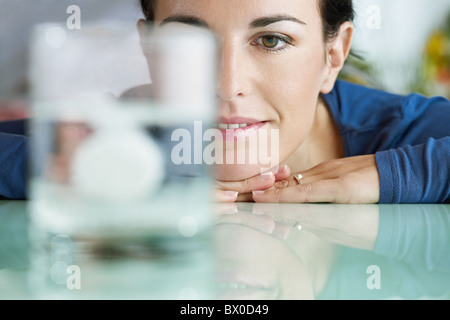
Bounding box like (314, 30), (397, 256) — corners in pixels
(152, 0), (337, 180)
(214, 224), (315, 300)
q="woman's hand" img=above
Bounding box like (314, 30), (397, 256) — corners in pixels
(214, 165), (291, 202)
(251, 203), (380, 250)
(252, 155), (381, 204)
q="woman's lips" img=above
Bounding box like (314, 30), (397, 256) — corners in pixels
(214, 117), (269, 140)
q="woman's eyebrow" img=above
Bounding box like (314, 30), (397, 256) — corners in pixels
(160, 15), (209, 28)
(249, 15), (307, 28)
(159, 14), (306, 29)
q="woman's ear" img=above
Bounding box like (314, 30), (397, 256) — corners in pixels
(320, 21), (354, 94)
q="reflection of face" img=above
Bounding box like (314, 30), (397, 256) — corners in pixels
(152, 0), (333, 180)
(214, 224), (315, 300)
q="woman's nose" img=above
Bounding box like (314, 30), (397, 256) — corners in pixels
(217, 42), (248, 101)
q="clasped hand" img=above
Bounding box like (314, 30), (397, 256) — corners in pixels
(215, 155), (380, 204)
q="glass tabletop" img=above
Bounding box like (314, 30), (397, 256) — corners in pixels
(0, 201), (449, 300)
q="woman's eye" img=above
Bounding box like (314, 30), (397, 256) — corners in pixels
(254, 35), (292, 52)
(262, 36), (281, 48)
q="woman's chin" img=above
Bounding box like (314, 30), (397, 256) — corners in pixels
(211, 164), (268, 181)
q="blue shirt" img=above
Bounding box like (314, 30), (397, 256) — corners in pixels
(0, 120), (28, 200)
(1, 80), (449, 202)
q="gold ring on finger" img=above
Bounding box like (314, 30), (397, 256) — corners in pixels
(294, 174), (303, 185)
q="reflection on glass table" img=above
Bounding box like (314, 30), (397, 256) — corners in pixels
(214, 203), (450, 300)
(0, 201), (449, 300)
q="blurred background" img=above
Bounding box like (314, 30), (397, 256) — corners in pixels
(0, 0), (450, 121)
(347, 0), (450, 98)
(0, 0), (145, 120)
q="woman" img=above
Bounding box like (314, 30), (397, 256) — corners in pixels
(138, 0), (449, 204)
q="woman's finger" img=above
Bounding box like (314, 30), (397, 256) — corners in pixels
(252, 179), (343, 203)
(272, 158), (361, 190)
(214, 165), (290, 202)
(213, 189), (239, 203)
(274, 164), (291, 181)
(215, 171), (276, 194)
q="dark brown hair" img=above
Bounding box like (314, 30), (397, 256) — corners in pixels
(140, 0), (354, 42)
